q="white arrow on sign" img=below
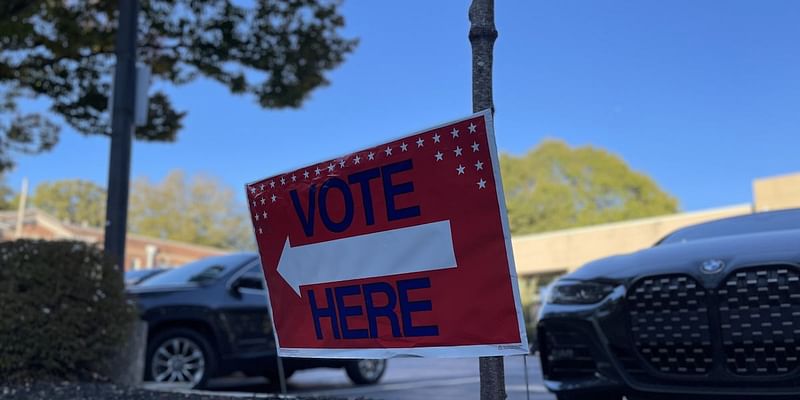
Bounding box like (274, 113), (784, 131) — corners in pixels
(277, 220), (457, 296)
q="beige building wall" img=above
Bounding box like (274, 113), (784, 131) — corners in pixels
(753, 172), (800, 212)
(511, 204), (753, 277)
(511, 171), (800, 306)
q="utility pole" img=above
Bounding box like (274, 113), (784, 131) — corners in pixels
(469, 1), (504, 399)
(104, 0), (139, 270)
(14, 178), (28, 238)
(103, 5), (148, 387)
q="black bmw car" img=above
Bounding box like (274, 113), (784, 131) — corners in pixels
(538, 209), (800, 400)
(128, 253), (386, 388)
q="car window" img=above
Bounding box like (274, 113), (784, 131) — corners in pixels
(139, 254), (254, 287)
(236, 264), (266, 291)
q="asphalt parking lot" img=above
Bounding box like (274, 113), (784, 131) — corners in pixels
(202, 355), (555, 400)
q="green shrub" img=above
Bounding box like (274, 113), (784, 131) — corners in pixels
(0, 240), (135, 382)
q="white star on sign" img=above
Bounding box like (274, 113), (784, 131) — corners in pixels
(456, 165), (465, 175)
(254, 213), (260, 221)
(385, 146), (393, 156)
(471, 142), (480, 152)
(475, 160), (484, 171)
(327, 163), (335, 172)
(303, 170), (310, 179)
(258, 227), (263, 234)
(453, 146), (463, 157)
(339, 159), (346, 168)
(251, 200), (256, 207)
(416, 137), (424, 147)
(314, 167), (321, 176)
(400, 142), (408, 152)
(262, 211), (268, 219)
(354, 155), (361, 164)
(468, 123), (477, 133)
(269, 180), (275, 188)
(259, 184), (265, 191)
(271, 194), (277, 202)
(368, 152), (375, 160)
(280, 177), (286, 185)
(250, 187), (256, 194)
(477, 178), (487, 189)
(433, 133), (441, 143)
(291, 175), (297, 182)
(435, 151), (444, 161)
(260, 198), (266, 205)
(451, 128), (459, 138)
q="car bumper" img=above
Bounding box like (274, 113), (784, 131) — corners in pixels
(538, 285), (800, 399)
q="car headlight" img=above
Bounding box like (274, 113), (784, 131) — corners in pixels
(546, 281), (615, 305)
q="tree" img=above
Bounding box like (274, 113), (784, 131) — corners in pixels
(0, 0), (357, 171)
(500, 139), (678, 235)
(128, 170), (253, 250)
(29, 179), (107, 226)
(22, 173), (253, 250)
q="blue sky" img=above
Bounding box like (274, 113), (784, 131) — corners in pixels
(6, 0), (800, 212)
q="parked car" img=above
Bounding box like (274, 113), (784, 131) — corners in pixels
(537, 209), (800, 400)
(125, 268), (167, 286)
(127, 253), (387, 388)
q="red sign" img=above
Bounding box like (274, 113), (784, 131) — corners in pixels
(246, 111), (528, 357)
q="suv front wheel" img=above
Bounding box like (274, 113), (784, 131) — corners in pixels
(145, 328), (216, 388)
(346, 359), (387, 385)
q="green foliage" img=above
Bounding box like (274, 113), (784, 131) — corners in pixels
(30, 179), (106, 227)
(129, 170), (254, 250)
(0, 0), (357, 171)
(20, 172), (254, 249)
(500, 140), (678, 235)
(0, 240), (135, 382)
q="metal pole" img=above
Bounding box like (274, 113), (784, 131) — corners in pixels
(104, 0), (139, 271)
(469, 0), (504, 399)
(523, 354), (531, 400)
(14, 177), (27, 238)
(275, 354), (288, 394)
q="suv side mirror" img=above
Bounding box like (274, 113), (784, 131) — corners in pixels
(231, 275), (263, 294)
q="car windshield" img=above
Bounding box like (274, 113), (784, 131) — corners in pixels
(138, 254), (254, 286)
(125, 270), (155, 280)
(124, 269), (164, 285)
(658, 209), (800, 245)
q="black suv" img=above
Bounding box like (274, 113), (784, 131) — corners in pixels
(128, 253), (387, 388)
(538, 209), (800, 400)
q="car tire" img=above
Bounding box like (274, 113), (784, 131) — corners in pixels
(345, 359), (387, 385)
(145, 328), (216, 389)
(556, 392), (622, 400)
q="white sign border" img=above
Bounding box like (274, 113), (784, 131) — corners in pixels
(249, 110), (530, 359)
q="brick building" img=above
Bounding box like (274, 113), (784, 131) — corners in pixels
(0, 208), (229, 270)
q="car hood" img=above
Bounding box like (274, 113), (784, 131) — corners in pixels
(126, 283), (200, 296)
(566, 228), (800, 283)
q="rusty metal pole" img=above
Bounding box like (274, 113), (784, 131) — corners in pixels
(469, 1), (505, 399)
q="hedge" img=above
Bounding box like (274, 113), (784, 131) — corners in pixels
(0, 240), (135, 382)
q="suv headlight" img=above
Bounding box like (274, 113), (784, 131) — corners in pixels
(546, 281), (615, 305)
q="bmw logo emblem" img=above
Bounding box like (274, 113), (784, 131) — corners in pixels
(700, 259), (725, 274)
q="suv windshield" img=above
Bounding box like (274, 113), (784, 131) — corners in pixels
(658, 209), (800, 245)
(139, 253), (255, 287)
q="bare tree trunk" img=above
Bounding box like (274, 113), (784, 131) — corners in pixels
(469, 1), (505, 400)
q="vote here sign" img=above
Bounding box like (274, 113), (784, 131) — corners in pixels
(245, 111), (528, 358)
